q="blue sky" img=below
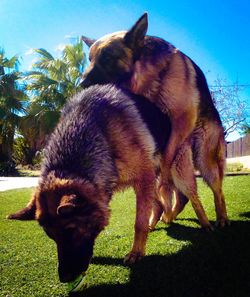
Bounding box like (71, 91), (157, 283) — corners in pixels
(1, 0), (249, 139)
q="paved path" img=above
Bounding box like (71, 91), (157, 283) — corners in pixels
(0, 177), (39, 192)
(1, 171), (249, 192)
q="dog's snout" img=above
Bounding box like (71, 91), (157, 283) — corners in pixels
(57, 242), (94, 283)
(59, 270), (74, 283)
(58, 260), (82, 283)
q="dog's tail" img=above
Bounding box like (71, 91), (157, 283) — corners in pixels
(216, 131), (226, 181)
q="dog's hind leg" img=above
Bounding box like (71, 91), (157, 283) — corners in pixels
(161, 113), (195, 185)
(7, 195), (36, 220)
(195, 130), (229, 228)
(149, 177), (174, 230)
(158, 176), (174, 224)
(171, 142), (213, 231)
(171, 190), (189, 220)
(207, 175), (229, 228)
(124, 172), (156, 265)
(149, 198), (163, 230)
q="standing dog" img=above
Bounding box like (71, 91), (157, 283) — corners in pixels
(80, 13), (229, 228)
(8, 84), (173, 281)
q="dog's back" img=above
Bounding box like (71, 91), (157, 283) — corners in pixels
(42, 84), (171, 189)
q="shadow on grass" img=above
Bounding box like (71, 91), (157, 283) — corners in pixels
(72, 220), (250, 297)
(239, 211), (250, 219)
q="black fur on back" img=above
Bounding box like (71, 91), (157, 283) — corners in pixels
(131, 92), (171, 152)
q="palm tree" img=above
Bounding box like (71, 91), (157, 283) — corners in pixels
(19, 39), (86, 163)
(18, 100), (61, 164)
(25, 39), (86, 105)
(0, 48), (27, 164)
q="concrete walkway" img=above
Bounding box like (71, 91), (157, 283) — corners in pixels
(1, 169), (249, 192)
(0, 177), (39, 192)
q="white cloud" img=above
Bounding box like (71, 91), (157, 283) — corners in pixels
(64, 34), (75, 39)
(64, 32), (77, 39)
(54, 43), (66, 52)
(25, 48), (34, 56)
(28, 58), (37, 70)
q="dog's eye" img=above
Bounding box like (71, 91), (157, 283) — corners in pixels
(65, 226), (76, 233)
(64, 224), (78, 235)
(103, 55), (113, 64)
(100, 50), (113, 64)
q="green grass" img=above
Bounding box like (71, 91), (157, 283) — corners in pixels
(1, 176), (250, 297)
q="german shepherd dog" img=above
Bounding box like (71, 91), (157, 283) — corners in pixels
(8, 84), (174, 281)
(80, 13), (229, 229)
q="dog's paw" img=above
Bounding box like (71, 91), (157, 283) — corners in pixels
(161, 213), (173, 224)
(123, 252), (144, 265)
(202, 223), (214, 232)
(149, 220), (159, 231)
(148, 225), (155, 232)
(215, 218), (230, 228)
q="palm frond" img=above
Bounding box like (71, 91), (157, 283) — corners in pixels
(33, 48), (55, 61)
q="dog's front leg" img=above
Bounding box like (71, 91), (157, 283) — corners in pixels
(124, 175), (155, 265)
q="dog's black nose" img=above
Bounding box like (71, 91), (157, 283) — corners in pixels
(59, 268), (80, 283)
(59, 272), (74, 283)
(58, 261), (79, 283)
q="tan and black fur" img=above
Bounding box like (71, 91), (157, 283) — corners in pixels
(80, 13), (229, 229)
(8, 84), (173, 281)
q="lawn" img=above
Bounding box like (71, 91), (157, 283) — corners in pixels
(1, 176), (250, 297)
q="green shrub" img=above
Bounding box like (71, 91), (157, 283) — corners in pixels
(13, 136), (30, 165)
(32, 150), (44, 168)
(13, 136), (42, 168)
(226, 162), (244, 172)
(0, 160), (18, 176)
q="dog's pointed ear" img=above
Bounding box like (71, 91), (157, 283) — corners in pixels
(124, 13), (148, 49)
(7, 193), (37, 220)
(81, 36), (96, 47)
(57, 194), (80, 216)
